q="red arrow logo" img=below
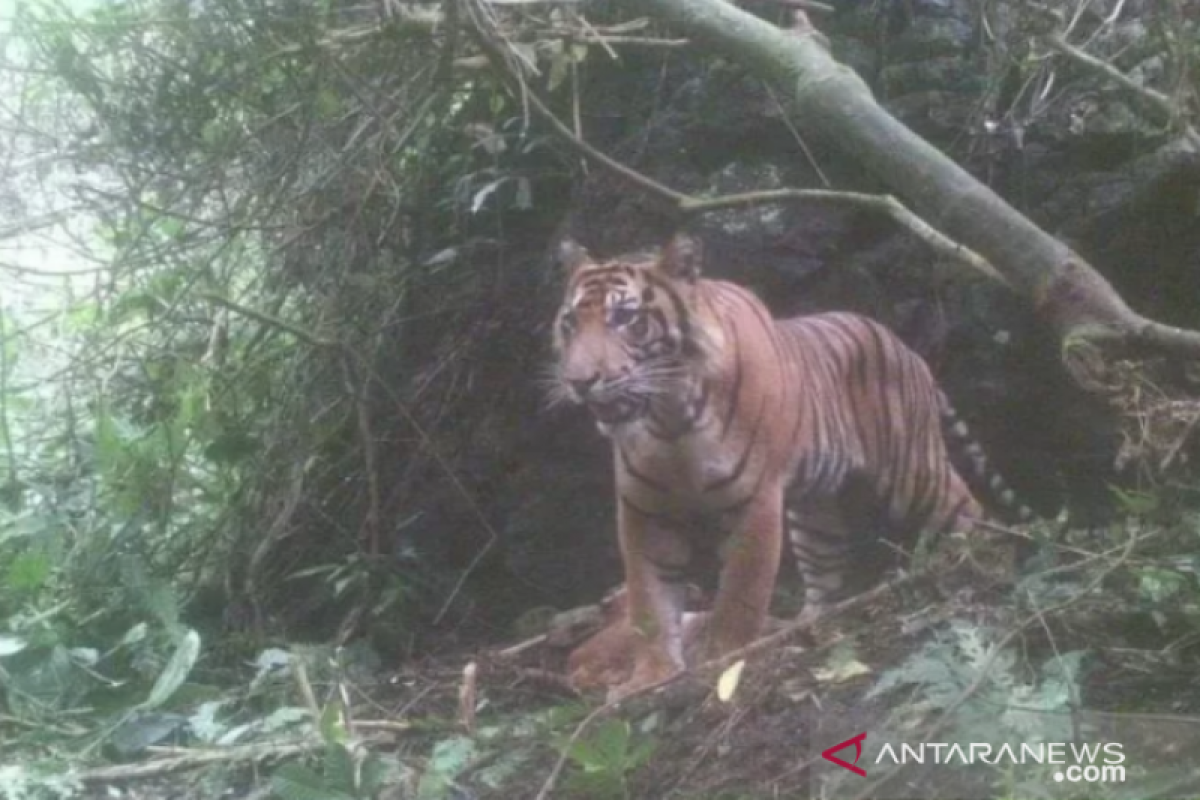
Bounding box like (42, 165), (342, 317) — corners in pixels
(822, 732), (867, 776)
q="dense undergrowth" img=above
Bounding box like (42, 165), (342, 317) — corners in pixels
(1, 0), (1199, 797)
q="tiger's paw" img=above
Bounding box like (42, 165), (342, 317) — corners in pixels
(568, 609), (709, 698)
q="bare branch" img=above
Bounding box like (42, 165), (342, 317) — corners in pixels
(466, 0), (1007, 284)
(1045, 33), (1195, 141)
(681, 189), (1007, 283)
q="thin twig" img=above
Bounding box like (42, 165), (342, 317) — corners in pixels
(76, 741), (323, 782)
(1159, 406), (1200, 473)
(198, 293), (334, 348)
(1046, 33), (1185, 134)
(465, 2), (689, 207)
(0, 308), (17, 487)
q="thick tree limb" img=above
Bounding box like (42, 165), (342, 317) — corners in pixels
(463, 2), (1005, 283)
(636, 0), (1200, 363)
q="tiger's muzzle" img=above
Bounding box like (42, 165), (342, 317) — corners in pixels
(566, 376), (648, 425)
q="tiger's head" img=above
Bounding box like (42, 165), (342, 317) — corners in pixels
(550, 233), (718, 428)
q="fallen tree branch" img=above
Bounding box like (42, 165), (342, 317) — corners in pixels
(464, 1), (1006, 284)
(626, 0), (1200, 366)
(682, 189), (1006, 283)
(76, 740), (323, 782)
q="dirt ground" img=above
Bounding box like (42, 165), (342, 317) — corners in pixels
(376, 526), (1200, 799)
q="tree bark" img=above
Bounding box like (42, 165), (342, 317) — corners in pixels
(639, 0), (1200, 373)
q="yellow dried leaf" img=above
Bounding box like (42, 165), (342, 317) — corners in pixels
(717, 659), (745, 702)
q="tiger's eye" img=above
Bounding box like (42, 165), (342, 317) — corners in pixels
(626, 314), (650, 339)
(610, 306), (639, 327)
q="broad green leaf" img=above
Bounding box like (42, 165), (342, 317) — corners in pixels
(141, 629), (200, 710)
(110, 712), (188, 755)
(318, 701), (348, 746)
(323, 744), (356, 792)
(271, 763), (355, 800)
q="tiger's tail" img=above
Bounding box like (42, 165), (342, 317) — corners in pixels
(938, 394), (1036, 525)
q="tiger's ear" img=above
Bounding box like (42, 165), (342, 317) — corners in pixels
(660, 232), (702, 283)
(557, 238), (591, 275)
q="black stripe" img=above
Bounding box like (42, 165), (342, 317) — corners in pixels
(782, 334), (810, 471)
(703, 396), (765, 493)
(790, 524), (846, 545)
(645, 273), (693, 349)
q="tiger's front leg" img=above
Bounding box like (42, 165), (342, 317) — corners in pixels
(608, 499), (692, 701)
(703, 483), (784, 660)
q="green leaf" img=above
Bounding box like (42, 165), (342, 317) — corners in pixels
(358, 753), (392, 796)
(110, 712), (188, 755)
(271, 763), (355, 800)
(204, 431), (258, 463)
(159, 217), (185, 240)
(318, 702), (348, 746)
(4, 645), (81, 714)
(417, 735), (475, 797)
(567, 719), (633, 773)
(323, 744), (356, 793)
(141, 629), (201, 710)
(316, 89), (340, 119)
(546, 40), (570, 92)
(6, 551), (51, 593)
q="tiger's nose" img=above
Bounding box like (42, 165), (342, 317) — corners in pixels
(569, 374), (601, 398)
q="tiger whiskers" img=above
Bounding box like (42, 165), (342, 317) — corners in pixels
(538, 368), (577, 411)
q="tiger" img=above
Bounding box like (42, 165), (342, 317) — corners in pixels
(550, 231), (1031, 700)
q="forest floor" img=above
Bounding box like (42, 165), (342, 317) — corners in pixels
(64, 516), (1200, 800)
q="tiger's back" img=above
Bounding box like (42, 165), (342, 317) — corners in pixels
(772, 311), (984, 609)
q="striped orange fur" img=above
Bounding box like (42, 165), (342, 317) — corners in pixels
(552, 232), (1024, 699)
